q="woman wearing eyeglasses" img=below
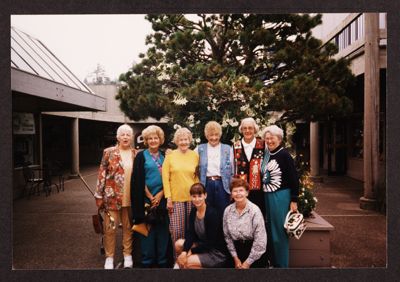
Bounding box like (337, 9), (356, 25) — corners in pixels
(261, 125), (299, 268)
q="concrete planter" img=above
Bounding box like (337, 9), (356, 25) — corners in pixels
(289, 211), (334, 267)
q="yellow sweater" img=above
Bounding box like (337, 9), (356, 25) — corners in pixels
(162, 149), (199, 202)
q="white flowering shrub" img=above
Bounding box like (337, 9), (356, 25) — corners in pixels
(168, 73), (271, 146)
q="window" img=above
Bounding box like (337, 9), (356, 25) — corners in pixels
(331, 14), (364, 52)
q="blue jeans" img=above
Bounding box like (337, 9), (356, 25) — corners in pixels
(205, 178), (231, 216)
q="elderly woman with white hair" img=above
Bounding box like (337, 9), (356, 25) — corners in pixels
(195, 121), (233, 215)
(162, 127), (200, 259)
(94, 124), (137, 269)
(261, 125), (299, 268)
(232, 117), (265, 218)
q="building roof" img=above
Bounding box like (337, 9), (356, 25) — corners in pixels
(11, 26), (106, 112)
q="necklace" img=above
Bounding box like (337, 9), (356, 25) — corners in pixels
(149, 150), (162, 174)
(150, 151), (159, 158)
(269, 146), (284, 156)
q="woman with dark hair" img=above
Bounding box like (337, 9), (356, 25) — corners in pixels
(223, 178), (267, 269)
(175, 183), (228, 269)
(131, 125), (169, 268)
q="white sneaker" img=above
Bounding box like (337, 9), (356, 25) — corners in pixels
(104, 257), (114, 269)
(173, 262), (180, 269)
(124, 255), (133, 268)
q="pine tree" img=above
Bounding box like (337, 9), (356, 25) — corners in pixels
(116, 14), (354, 143)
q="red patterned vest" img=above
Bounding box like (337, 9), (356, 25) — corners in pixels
(233, 138), (265, 190)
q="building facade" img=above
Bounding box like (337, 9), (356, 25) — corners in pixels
(11, 26), (107, 198)
(11, 26), (172, 199)
(310, 13), (386, 210)
(43, 83), (169, 169)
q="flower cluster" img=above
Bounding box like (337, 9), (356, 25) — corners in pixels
(172, 94), (188, 105)
(297, 171), (318, 217)
(167, 71), (272, 145)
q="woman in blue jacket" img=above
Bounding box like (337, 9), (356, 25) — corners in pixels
(174, 183), (229, 269)
(195, 121), (233, 216)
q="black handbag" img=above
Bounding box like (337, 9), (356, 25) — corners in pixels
(144, 205), (168, 225)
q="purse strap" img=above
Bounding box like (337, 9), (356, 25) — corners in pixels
(79, 173), (95, 197)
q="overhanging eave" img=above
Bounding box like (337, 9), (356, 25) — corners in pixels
(11, 68), (106, 112)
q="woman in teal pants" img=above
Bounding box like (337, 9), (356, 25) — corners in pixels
(261, 125), (299, 268)
(131, 125), (170, 267)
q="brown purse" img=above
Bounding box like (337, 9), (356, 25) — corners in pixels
(92, 208), (104, 234)
(132, 222), (150, 236)
(78, 174), (108, 234)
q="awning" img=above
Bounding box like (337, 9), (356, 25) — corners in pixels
(11, 26), (106, 112)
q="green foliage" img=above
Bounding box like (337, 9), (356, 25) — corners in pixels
(295, 153), (317, 217)
(117, 14), (355, 144)
(298, 179), (318, 217)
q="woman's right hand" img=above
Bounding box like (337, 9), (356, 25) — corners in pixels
(233, 256), (242, 269)
(167, 198), (173, 214)
(177, 252), (187, 268)
(95, 198), (103, 208)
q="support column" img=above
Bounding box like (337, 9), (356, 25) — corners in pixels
(38, 113), (43, 168)
(310, 122), (323, 182)
(70, 117), (80, 178)
(360, 13), (379, 210)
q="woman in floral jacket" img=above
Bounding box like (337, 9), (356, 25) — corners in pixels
(94, 124), (137, 270)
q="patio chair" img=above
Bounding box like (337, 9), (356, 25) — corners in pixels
(22, 166), (44, 198)
(45, 161), (65, 192)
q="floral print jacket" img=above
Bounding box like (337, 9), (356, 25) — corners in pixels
(94, 146), (136, 211)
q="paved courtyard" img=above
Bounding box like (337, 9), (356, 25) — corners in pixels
(13, 166), (386, 269)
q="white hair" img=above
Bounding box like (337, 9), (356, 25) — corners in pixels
(116, 124), (133, 138)
(261, 125), (284, 140)
(238, 117), (259, 133)
(173, 127), (193, 144)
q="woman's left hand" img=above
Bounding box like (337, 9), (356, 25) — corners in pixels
(151, 192), (163, 207)
(167, 198), (173, 214)
(290, 201), (298, 212)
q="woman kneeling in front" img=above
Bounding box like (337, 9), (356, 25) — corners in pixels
(223, 178), (267, 268)
(175, 183), (229, 269)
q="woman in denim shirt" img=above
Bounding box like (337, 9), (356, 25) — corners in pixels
(195, 121), (233, 216)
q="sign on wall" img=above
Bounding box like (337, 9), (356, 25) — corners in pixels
(13, 113), (35, 134)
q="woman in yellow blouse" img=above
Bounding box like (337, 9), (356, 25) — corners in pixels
(162, 127), (199, 259)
